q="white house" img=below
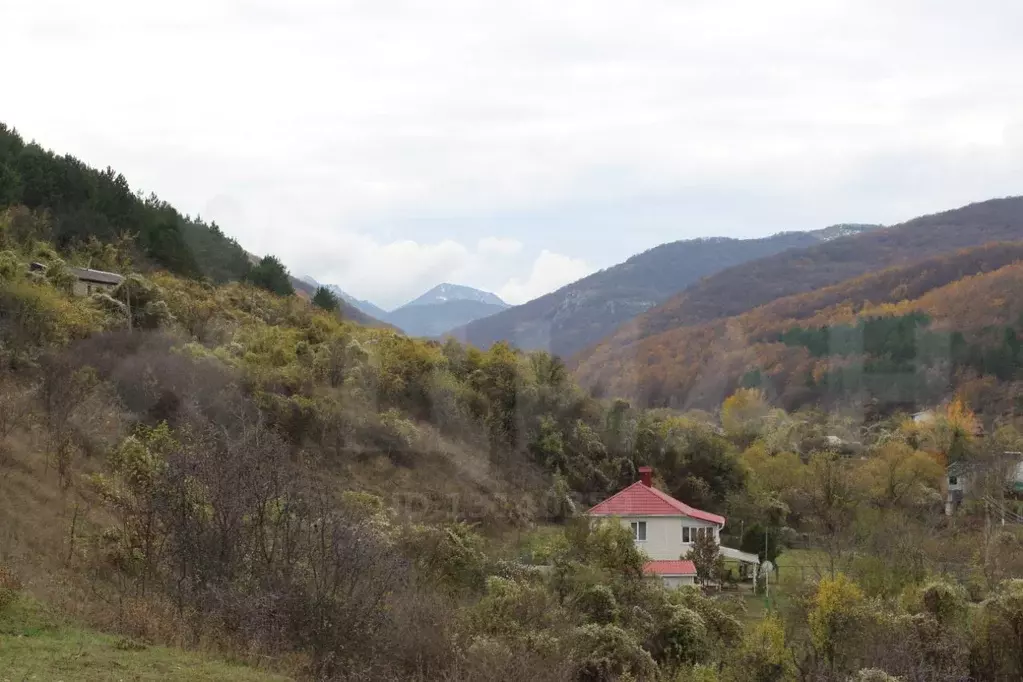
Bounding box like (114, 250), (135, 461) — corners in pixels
(587, 466), (759, 588)
(946, 452), (1023, 516)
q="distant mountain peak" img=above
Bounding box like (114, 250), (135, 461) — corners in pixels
(404, 283), (506, 308)
(812, 223), (885, 241)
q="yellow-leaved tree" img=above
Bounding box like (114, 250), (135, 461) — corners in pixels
(808, 573), (869, 674)
(721, 388), (771, 446)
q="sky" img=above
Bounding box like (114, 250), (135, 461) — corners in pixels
(4, 0), (1023, 309)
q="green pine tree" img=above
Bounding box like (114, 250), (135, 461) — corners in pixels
(312, 286), (340, 312)
(247, 255), (294, 296)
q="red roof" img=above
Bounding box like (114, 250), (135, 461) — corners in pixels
(644, 560), (697, 576)
(587, 481), (726, 526)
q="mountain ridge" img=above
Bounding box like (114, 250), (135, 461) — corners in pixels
(578, 196), (1023, 362)
(573, 240), (1023, 413)
(449, 223), (883, 358)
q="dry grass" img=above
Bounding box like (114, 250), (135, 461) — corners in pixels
(0, 412), (306, 679)
(0, 595), (291, 681)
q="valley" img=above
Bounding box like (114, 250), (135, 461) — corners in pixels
(2, 122), (1023, 682)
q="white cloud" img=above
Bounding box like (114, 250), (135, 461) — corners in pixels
(4, 0), (1023, 304)
(477, 237), (523, 256)
(498, 250), (595, 305)
(273, 230), (472, 309)
(271, 229), (539, 309)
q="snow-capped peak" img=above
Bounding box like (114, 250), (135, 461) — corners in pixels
(402, 283), (507, 308)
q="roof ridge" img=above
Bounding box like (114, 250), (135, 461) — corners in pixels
(589, 480), (725, 526)
(643, 484), (690, 512)
(585, 480), (645, 514)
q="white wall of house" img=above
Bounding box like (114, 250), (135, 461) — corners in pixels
(610, 515), (720, 560)
(661, 575), (696, 588)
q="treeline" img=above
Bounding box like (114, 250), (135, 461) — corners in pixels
(0, 123), (253, 282)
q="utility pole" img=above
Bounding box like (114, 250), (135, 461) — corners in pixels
(126, 276), (133, 334)
(763, 527), (770, 610)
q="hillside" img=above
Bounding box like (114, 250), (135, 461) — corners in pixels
(0, 219), (779, 680)
(299, 276), (392, 322)
(451, 224), (880, 359)
(292, 276), (389, 327)
(387, 298), (508, 337)
(5, 209), (1023, 681)
(0, 123), (252, 282)
(574, 241), (1023, 413)
(586, 197), (1023, 357)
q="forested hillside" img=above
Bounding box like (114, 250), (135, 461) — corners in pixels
(0, 123), (250, 281)
(584, 197), (1023, 357)
(453, 226), (878, 358)
(0, 123), (381, 326)
(575, 242), (1023, 413)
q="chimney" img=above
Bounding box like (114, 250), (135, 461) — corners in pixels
(638, 466), (653, 487)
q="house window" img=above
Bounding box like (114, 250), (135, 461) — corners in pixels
(949, 476), (958, 485)
(682, 526), (691, 543)
(631, 521), (647, 542)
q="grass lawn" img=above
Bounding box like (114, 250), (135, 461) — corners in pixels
(0, 597), (291, 682)
(740, 548), (833, 622)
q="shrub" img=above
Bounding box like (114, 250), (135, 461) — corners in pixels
(917, 580), (967, 626)
(852, 670), (901, 682)
(650, 604), (707, 667)
(733, 615), (792, 682)
(572, 584), (620, 625)
(570, 623), (656, 682)
(0, 250), (19, 281)
(0, 280), (101, 364)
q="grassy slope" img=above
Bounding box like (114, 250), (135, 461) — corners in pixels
(0, 598), (289, 682)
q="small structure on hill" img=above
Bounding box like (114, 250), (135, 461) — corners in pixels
(945, 452), (1023, 516)
(68, 267), (123, 297)
(587, 466), (759, 588)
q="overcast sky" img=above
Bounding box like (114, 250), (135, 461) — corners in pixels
(5, 0), (1023, 308)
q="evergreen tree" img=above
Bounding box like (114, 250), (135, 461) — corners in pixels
(312, 286), (340, 312)
(247, 255), (294, 296)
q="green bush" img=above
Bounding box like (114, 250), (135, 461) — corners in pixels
(570, 623), (656, 682)
(572, 584), (620, 625)
(0, 250), (19, 281)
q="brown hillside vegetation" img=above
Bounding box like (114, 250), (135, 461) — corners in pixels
(574, 242), (1023, 412)
(581, 196), (1023, 359)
